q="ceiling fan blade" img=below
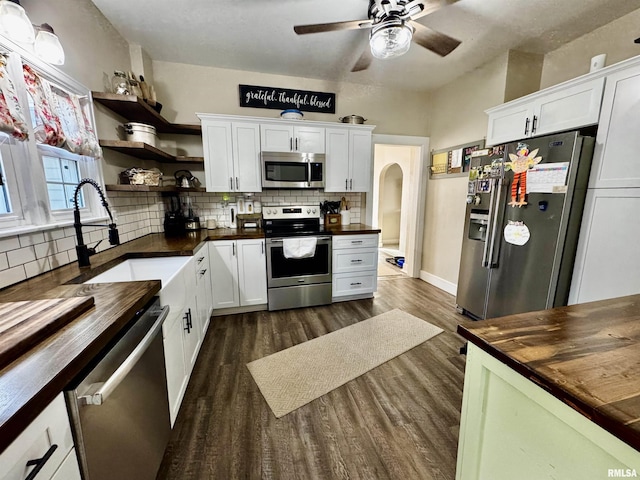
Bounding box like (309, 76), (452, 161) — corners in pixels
(410, 21), (461, 57)
(294, 18), (373, 35)
(351, 46), (373, 72)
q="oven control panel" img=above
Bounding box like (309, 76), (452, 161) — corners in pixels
(262, 205), (320, 219)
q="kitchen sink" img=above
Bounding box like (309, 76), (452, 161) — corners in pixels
(83, 257), (191, 287)
(84, 257), (195, 330)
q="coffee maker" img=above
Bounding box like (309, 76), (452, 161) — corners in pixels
(164, 195), (185, 236)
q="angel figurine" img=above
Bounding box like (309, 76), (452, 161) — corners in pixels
(504, 143), (542, 207)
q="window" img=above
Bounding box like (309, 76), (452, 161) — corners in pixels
(42, 154), (83, 210)
(0, 36), (105, 236)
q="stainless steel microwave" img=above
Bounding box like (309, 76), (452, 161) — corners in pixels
(261, 151), (325, 189)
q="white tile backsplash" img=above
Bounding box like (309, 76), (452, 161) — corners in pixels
(0, 189), (364, 290)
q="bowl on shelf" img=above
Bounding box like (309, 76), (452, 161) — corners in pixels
(280, 109), (303, 120)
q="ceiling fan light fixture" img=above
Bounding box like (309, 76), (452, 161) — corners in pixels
(369, 19), (413, 59)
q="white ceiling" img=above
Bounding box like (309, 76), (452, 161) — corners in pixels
(90, 0), (640, 92)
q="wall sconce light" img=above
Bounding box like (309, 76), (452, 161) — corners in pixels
(0, 0), (65, 65)
(34, 23), (64, 65)
(0, 0), (34, 44)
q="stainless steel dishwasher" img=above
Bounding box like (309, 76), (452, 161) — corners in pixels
(65, 298), (171, 480)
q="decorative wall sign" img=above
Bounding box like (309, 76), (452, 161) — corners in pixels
(239, 84), (335, 114)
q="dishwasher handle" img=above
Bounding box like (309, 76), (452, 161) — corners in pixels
(79, 305), (170, 406)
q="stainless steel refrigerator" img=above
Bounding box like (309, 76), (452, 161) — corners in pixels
(456, 131), (595, 320)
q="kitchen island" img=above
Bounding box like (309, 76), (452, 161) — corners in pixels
(456, 295), (640, 479)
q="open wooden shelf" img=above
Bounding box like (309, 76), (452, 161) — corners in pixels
(105, 184), (206, 193)
(99, 140), (204, 164)
(92, 91), (201, 135)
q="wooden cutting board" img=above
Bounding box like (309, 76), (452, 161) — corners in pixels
(0, 296), (95, 370)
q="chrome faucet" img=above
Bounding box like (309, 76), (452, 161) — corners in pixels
(73, 178), (120, 267)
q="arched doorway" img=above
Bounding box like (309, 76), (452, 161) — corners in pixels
(377, 163), (405, 276)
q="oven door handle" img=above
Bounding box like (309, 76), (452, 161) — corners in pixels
(269, 236), (332, 243)
(78, 305), (170, 406)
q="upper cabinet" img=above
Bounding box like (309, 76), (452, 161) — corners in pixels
(485, 77), (605, 146)
(198, 115), (262, 193)
(325, 127), (374, 192)
(588, 63), (640, 188)
(260, 123), (325, 153)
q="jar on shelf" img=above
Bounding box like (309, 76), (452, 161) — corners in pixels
(111, 70), (130, 95)
(127, 72), (143, 98)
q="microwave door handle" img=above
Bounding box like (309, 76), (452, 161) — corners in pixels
(307, 159), (311, 187)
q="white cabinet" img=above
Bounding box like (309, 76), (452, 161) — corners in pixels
(162, 311), (187, 427)
(157, 255), (204, 426)
(199, 116), (262, 192)
(0, 393), (81, 480)
(260, 123), (325, 153)
(332, 234), (379, 300)
(589, 64), (640, 188)
(180, 298), (200, 376)
(569, 188), (640, 305)
(194, 249), (213, 338)
(325, 127), (373, 192)
(210, 239), (267, 312)
(485, 77), (604, 146)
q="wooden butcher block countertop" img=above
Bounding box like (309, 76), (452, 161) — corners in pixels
(457, 294), (640, 451)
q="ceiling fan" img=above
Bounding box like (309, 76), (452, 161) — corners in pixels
(293, 0), (461, 72)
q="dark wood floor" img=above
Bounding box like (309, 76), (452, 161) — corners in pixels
(157, 277), (468, 480)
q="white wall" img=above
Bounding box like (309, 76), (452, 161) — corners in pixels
(421, 53), (509, 289)
(151, 61), (432, 135)
(540, 8), (640, 89)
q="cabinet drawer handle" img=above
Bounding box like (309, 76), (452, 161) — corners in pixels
(350, 259), (363, 263)
(25, 444), (58, 480)
(350, 282), (362, 286)
(351, 240), (363, 244)
(197, 256), (205, 263)
(199, 269), (207, 276)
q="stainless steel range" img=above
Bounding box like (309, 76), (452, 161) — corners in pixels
(263, 205), (332, 311)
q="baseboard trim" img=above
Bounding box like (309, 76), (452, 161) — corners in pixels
(419, 271), (457, 296)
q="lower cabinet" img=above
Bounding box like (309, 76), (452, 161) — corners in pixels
(194, 249), (213, 338)
(209, 239), (268, 312)
(332, 234), (379, 300)
(456, 343), (639, 479)
(159, 255), (207, 427)
(0, 393), (81, 480)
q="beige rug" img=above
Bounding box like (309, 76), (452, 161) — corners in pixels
(247, 309), (443, 418)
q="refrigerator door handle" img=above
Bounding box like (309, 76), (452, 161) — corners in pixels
(487, 178), (505, 268)
(482, 178), (498, 267)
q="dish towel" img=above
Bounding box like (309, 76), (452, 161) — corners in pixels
(282, 237), (317, 259)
